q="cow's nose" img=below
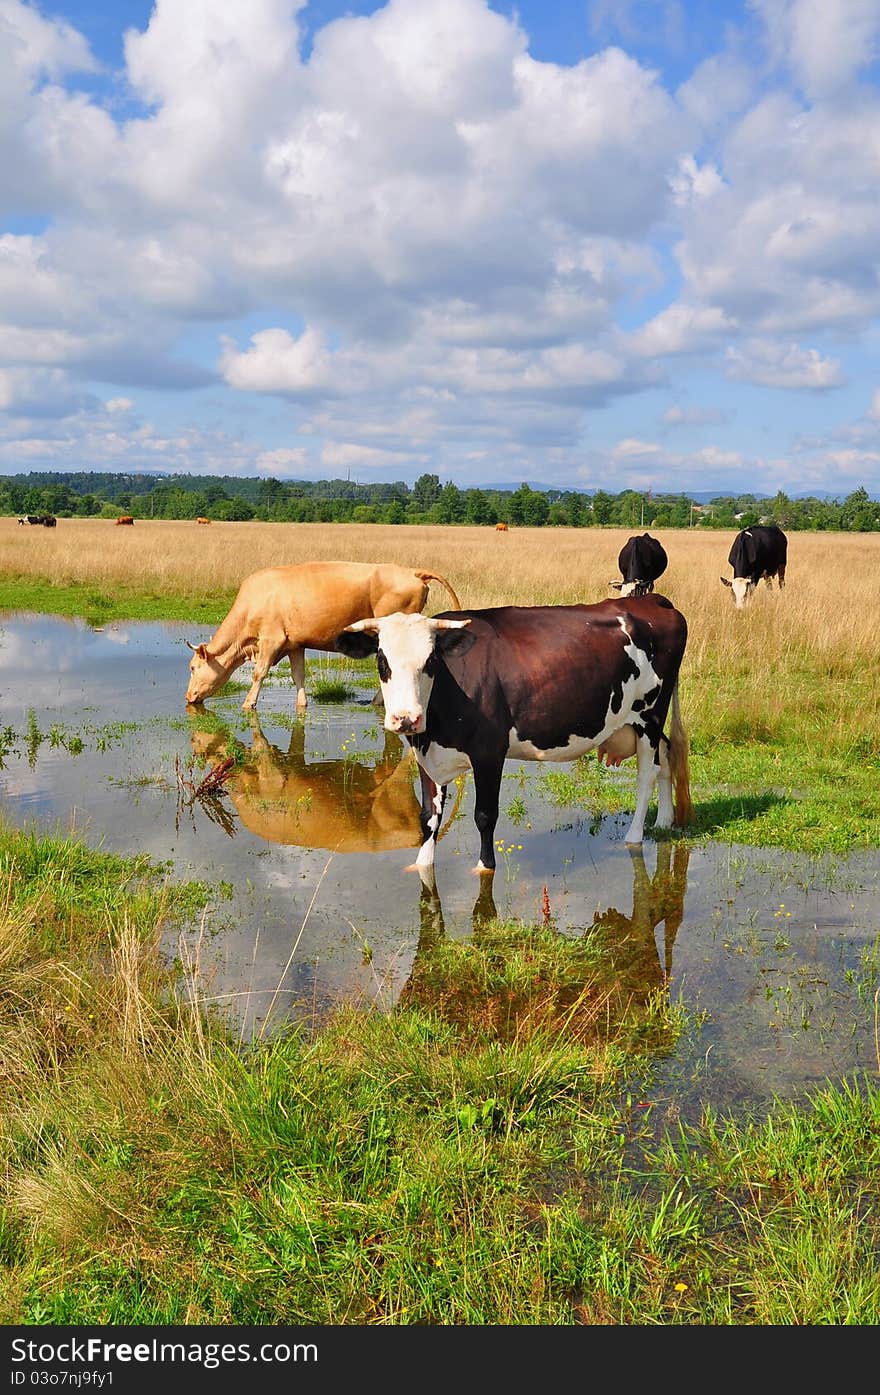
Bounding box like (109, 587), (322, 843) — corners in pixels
(388, 712), (422, 734)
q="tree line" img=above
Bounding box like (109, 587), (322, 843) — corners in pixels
(1, 471), (878, 531)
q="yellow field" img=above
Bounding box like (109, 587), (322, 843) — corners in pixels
(2, 518), (878, 737)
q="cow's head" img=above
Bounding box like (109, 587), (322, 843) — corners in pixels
(719, 576), (753, 609)
(185, 641), (229, 703)
(336, 612), (474, 734)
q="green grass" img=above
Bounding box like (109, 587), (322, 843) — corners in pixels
(1, 815), (877, 1326)
(0, 577), (228, 625)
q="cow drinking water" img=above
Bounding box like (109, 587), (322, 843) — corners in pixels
(721, 525), (787, 609)
(336, 594), (693, 877)
(185, 560), (462, 712)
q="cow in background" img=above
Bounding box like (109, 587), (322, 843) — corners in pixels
(196, 517), (211, 524)
(721, 525), (787, 609)
(116, 515), (135, 526)
(337, 594), (693, 876)
(610, 533), (667, 597)
(19, 514), (56, 527)
(495, 522), (509, 532)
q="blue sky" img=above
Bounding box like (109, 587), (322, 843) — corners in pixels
(2, 0), (879, 495)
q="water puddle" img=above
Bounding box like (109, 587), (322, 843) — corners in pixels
(1, 612), (877, 1120)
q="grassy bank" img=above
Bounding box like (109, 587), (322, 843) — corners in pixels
(1, 818), (878, 1325)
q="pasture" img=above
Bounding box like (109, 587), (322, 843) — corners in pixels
(0, 516), (878, 1325)
(2, 516), (878, 851)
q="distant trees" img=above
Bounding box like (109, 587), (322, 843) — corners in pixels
(0, 470), (877, 532)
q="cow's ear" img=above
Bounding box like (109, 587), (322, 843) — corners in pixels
(720, 576), (731, 587)
(336, 629), (378, 658)
(437, 626), (477, 659)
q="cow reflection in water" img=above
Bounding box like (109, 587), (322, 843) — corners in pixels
(188, 711), (428, 853)
(401, 842), (690, 1041)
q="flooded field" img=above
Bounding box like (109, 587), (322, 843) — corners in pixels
(1, 611), (878, 1122)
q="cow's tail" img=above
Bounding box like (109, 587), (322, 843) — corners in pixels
(668, 678), (694, 828)
(416, 570), (462, 611)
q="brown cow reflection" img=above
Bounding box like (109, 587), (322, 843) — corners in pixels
(401, 842), (690, 1043)
(188, 711), (429, 853)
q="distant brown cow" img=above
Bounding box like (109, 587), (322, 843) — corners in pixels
(116, 515), (134, 526)
(185, 560), (462, 712)
(495, 522), (508, 531)
(196, 517), (211, 524)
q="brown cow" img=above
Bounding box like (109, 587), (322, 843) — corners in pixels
(495, 522), (508, 531)
(116, 515), (134, 526)
(196, 517), (211, 524)
(185, 560), (462, 712)
(187, 714), (458, 854)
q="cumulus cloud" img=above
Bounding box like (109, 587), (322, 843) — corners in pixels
(724, 339), (845, 389)
(0, 0), (879, 493)
(753, 0), (880, 100)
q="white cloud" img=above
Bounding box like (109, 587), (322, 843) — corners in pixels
(753, 0), (880, 100)
(219, 327), (337, 396)
(0, 0), (879, 495)
(724, 338), (844, 388)
(662, 404), (728, 426)
(613, 437), (661, 457)
(669, 154), (726, 207)
(630, 303), (735, 356)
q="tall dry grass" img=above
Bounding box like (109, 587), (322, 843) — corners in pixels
(2, 517), (878, 743)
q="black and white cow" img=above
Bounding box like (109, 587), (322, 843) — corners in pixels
(721, 525), (787, 609)
(18, 514), (56, 527)
(610, 533), (668, 597)
(336, 596), (693, 880)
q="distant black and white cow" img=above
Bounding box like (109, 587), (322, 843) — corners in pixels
(610, 533), (668, 597)
(336, 596), (693, 880)
(18, 514), (56, 527)
(721, 525), (787, 609)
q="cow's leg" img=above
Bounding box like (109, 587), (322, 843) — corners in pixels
(623, 732), (660, 845)
(777, 566), (786, 590)
(653, 736), (674, 830)
(288, 647), (307, 711)
(242, 641), (283, 710)
(407, 763), (447, 878)
(472, 757), (504, 872)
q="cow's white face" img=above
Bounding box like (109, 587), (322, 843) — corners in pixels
(720, 575), (754, 609)
(185, 642), (228, 703)
(618, 580), (638, 598)
(339, 613), (471, 735)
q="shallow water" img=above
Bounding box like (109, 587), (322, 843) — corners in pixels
(1, 612), (877, 1120)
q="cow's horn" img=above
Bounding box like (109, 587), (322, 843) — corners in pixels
(185, 640), (198, 651)
(434, 618), (471, 630)
(345, 618), (381, 633)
